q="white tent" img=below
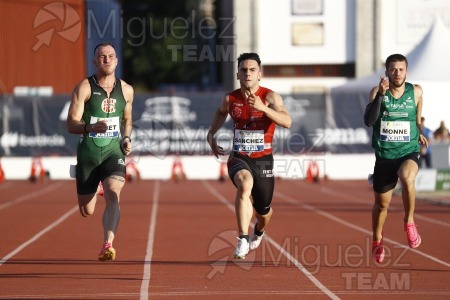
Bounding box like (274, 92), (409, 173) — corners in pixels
(330, 17), (450, 132)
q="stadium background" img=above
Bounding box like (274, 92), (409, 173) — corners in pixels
(1, 0), (450, 184)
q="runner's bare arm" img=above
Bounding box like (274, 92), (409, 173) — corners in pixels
(121, 81), (134, 155)
(67, 79), (91, 134)
(252, 91), (291, 128)
(121, 81), (134, 137)
(67, 79), (108, 134)
(207, 95), (229, 157)
(414, 84), (428, 148)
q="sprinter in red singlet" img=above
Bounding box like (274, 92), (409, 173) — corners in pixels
(207, 53), (292, 259)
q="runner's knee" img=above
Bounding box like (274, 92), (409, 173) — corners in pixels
(253, 197), (272, 215)
(234, 172), (253, 195)
(398, 172), (416, 188)
(254, 204), (271, 215)
(79, 205), (94, 217)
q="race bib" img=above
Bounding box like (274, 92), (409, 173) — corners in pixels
(88, 116), (120, 138)
(233, 129), (264, 152)
(380, 121), (410, 142)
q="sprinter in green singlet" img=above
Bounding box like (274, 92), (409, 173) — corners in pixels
(364, 54), (428, 264)
(67, 43), (134, 262)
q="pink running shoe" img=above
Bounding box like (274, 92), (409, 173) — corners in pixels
(98, 242), (116, 262)
(98, 182), (104, 197)
(404, 222), (421, 248)
(372, 238), (385, 263)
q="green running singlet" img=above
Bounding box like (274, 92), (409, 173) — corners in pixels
(76, 75), (127, 195)
(371, 82), (420, 159)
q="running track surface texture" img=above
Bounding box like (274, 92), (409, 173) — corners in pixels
(0, 179), (449, 299)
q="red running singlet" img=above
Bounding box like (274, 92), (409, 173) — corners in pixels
(228, 87), (275, 158)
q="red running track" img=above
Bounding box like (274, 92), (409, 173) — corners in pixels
(0, 179), (449, 299)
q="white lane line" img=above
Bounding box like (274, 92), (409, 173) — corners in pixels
(202, 181), (340, 300)
(0, 182), (65, 210)
(140, 180), (160, 300)
(0, 206), (79, 266)
(413, 214), (450, 227)
(275, 190), (450, 268)
(313, 182), (450, 228)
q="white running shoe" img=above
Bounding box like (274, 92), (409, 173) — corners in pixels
(250, 231), (265, 250)
(233, 237), (249, 259)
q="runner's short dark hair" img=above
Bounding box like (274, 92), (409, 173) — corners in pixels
(385, 53), (408, 70)
(94, 43), (115, 56)
(237, 53), (261, 68)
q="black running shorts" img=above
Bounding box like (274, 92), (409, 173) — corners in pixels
(227, 152), (274, 215)
(372, 152), (420, 193)
(76, 138), (126, 195)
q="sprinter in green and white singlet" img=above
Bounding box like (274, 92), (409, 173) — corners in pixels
(75, 75), (128, 194)
(83, 75), (127, 147)
(363, 54), (428, 264)
(372, 82), (420, 159)
(67, 43), (134, 262)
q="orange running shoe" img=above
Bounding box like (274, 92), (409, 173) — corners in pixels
(98, 242), (116, 262)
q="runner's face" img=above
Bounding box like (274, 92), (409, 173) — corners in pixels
(94, 46), (118, 76)
(386, 61), (407, 88)
(237, 59), (261, 90)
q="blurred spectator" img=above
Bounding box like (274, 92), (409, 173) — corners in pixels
(433, 120), (450, 142)
(419, 117), (432, 168)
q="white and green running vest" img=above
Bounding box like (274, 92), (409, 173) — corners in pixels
(371, 82), (420, 159)
(82, 75), (126, 148)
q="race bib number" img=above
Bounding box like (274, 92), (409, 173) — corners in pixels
(380, 121), (410, 142)
(89, 116), (120, 138)
(233, 129), (264, 152)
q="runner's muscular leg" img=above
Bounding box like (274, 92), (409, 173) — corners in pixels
(78, 192), (100, 217)
(372, 190), (393, 242)
(254, 207), (273, 232)
(398, 159), (419, 223)
(251, 170), (274, 233)
(233, 169), (254, 236)
(102, 175), (125, 243)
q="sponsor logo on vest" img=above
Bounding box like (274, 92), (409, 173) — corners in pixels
(102, 98), (116, 113)
(231, 106), (242, 118)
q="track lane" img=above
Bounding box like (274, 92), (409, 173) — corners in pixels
(0, 181), (156, 299)
(147, 180), (334, 299)
(273, 180), (450, 298)
(0, 179), (448, 299)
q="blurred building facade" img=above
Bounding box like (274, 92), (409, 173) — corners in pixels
(1, 0), (449, 95)
(221, 0), (450, 93)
